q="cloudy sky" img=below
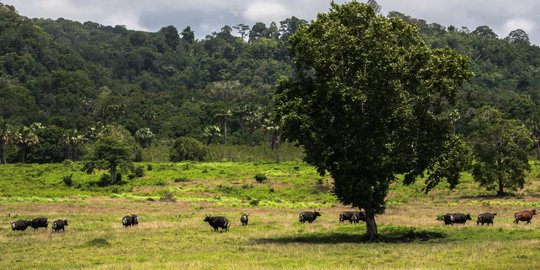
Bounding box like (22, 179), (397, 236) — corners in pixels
(3, 0), (539, 45)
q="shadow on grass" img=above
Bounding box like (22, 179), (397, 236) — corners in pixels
(252, 227), (447, 245)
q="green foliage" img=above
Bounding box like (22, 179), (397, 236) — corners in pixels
(170, 137), (209, 162)
(62, 174), (73, 187)
(134, 165), (145, 178)
(84, 125), (136, 185)
(471, 106), (533, 195)
(254, 173), (267, 183)
(275, 2), (471, 240)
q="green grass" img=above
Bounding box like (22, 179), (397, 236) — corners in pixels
(0, 161), (539, 269)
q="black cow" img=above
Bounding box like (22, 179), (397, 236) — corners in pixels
(204, 215), (230, 232)
(122, 214), (139, 227)
(131, 214), (139, 226)
(52, 219), (68, 232)
(240, 214), (249, 226)
(443, 213), (471, 225)
(10, 220), (31, 231)
(30, 218), (48, 230)
(339, 211), (366, 224)
(477, 213), (497, 226)
(299, 210), (321, 223)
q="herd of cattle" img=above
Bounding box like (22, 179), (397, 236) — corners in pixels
(8, 209), (536, 232)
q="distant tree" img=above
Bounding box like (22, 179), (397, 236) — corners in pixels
(367, 0), (381, 14)
(181, 26), (195, 44)
(506, 29), (530, 45)
(279, 16), (308, 41)
(202, 125), (222, 145)
(13, 123), (43, 163)
(63, 129), (85, 161)
(472, 26), (498, 39)
(134, 127), (155, 148)
(249, 22), (268, 42)
(233, 24), (250, 40)
(275, 2), (471, 241)
(215, 109), (233, 145)
(159, 25), (181, 49)
(0, 118), (11, 164)
(170, 137), (208, 162)
(262, 118), (282, 163)
(84, 125), (135, 185)
(471, 106), (533, 196)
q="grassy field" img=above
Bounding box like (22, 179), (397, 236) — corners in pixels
(0, 161), (539, 269)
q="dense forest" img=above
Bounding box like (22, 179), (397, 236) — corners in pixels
(1, 3), (540, 166)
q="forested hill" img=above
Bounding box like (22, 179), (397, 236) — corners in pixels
(1, 3), (540, 142)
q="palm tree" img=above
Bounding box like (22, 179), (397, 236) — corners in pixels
(215, 110), (233, 145)
(263, 119), (282, 163)
(63, 129), (86, 161)
(13, 123), (43, 163)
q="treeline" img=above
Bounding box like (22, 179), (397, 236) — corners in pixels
(1, 3), (540, 169)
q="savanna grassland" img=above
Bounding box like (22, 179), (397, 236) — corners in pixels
(1, 161), (539, 269)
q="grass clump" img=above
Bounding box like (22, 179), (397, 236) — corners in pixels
(254, 173), (267, 183)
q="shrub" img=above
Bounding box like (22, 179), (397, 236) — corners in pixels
(170, 137), (209, 162)
(254, 173), (267, 183)
(147, 164), (153, 171)
(250, 199), (260, 206)
(174, 177), (190, 183)
(159, 191), (176, 202)
(63, 174), (73, 187)
(134, 165), (145, 177)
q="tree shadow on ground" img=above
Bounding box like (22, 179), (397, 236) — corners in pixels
(252, 227), (447, 245)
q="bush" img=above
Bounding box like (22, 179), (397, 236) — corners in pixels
(249, 199), (260, 206)
(170, 137), (209, 162)
(159, 191), (176, 202)
(174, 177), (190, 183)
(147, 164), (153, 171)
(134, 165), (145, 177)
(63, 174), (73, 187)
(254, 173), (267, 183)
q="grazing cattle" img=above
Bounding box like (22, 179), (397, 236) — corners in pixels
(339, 211), (366, 224)
(299, 210), (321, 223)
(30, 218), (48, 230)
(443, 213), (471, 225)
(131, 214), (139, 226)
(122, 214), (139, 227)
(204, 215), (230, 232)
(10, 220), (31, 231)
(477, 213), (497, 226)
(52, 219), (68, 232)
(514, 209), (536, 224)
(240, 214), (249, 226)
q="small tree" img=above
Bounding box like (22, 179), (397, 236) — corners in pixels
(262, 118), (282, 163)
(84, 125), (135, 185)
(170, 137), (209, 162)
(471, 106), (532, 196)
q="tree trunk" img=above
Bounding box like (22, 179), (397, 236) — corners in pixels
(365, 211), (378, 242)
(223, 120), (228, 145)
(21, 146), (27, 163)
(276, 140), (281, 163)
(497, 176), (505, 196)
(0, 142), (5, 164)
(110, 164), (117, 184)
(536, 138), (540, 160)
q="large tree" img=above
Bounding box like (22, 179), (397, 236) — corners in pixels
(471, 106), (532, 196)
(275, 2), (470, 241)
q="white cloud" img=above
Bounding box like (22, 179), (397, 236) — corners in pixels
(242, 1), (289, 22)
(503, 18), (535, 35)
